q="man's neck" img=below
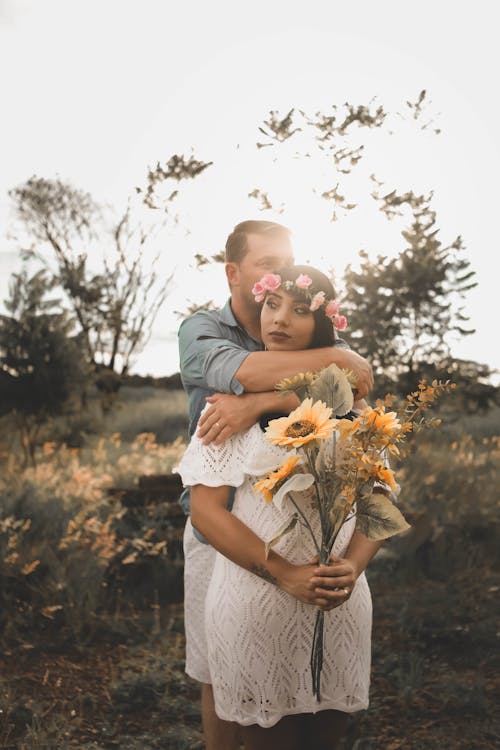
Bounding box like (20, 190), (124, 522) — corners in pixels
(230, 297), (262, 342)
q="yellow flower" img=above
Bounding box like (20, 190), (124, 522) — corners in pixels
(340, 485), (356, 507)
(253, 455), (302, 503)
(362, 461), (398, 492)
(361, 407), (401, 436)
(335, 417), (359, 440)
(265, 398), (335, 448)
(275, 372), (318, 392)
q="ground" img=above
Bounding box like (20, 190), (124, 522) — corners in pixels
(2, 550), (499, 750)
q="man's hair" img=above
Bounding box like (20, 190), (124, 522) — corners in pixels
(225, 220), (291, 264)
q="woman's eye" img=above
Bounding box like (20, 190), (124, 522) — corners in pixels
(265, 299), (277, 309)
(295, 306), (310, 315)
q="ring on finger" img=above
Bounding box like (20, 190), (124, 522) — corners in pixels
(343, 587), (349, 595)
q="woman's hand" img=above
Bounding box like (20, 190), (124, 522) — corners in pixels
(280, 561), (334, 607)
(308, 556), (359, 612)
(281, 558), (358, 610)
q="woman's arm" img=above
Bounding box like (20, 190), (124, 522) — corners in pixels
(191, 483), (340, 608)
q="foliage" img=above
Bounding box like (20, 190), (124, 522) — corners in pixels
(0, 433), (186, 645)
(0, 268), (89, 464)
(138, 152), (213, 211)
(343, 189), (477, 392)
(9, 176), (173, 388)
(396, 431), (500, 525)
(101, 385), (189, 443)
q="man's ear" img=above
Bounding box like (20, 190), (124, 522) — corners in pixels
(225, 262), (239, 287)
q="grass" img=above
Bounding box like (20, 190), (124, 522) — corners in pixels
(0, 388), (499, 748)
(102, 387), (189, 444)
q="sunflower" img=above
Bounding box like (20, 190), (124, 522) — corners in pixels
(253, 455), (302, 503)
(275, 371), (318, 393)
(361, 407), (401, 436)
(265, 398), (335, 448)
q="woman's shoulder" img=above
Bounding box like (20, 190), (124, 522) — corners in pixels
(174, 421), (289, 488)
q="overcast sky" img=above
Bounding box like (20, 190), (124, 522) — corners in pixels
(1, 0), (498, 380)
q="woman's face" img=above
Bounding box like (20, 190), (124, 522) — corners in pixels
(260, 289), (315, 351)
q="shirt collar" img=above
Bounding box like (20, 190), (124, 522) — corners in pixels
(219, 299), (242, 328)
(220, 299), (262, 345)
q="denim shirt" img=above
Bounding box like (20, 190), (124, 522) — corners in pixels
(178, 300), (263, 532)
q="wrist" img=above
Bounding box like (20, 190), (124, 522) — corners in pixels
(329, 346), (348, 366)
(344, 556), (362, 580)
(266, 552), (294, 591)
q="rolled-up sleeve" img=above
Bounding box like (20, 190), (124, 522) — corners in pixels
(333, 336), (350, 350)
(179, 314), (251, 394)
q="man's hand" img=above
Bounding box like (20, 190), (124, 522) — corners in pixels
(197, 393), (263, 445)
(331, 348), (373, 399)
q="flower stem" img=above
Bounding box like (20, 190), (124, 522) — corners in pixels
(288, 493), (321, 557)
(311, 609), (324, 701)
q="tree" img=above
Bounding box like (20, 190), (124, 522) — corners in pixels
(244, 98), (489, 401)
(342, 189), (478, 394)
(0, 269), (89, 465)
(9, 176), (173, 391)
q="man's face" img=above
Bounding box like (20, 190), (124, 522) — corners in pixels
(227, 232), (294, 309)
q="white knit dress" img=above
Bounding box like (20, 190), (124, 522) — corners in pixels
(175, 422), (372, 728)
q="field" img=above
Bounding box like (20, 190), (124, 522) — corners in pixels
(0, 388), (499, 749)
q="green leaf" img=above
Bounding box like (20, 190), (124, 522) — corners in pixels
(355, 493), (411, 541)
(309, 363), (354, 416)
(264, 514), (299, 559)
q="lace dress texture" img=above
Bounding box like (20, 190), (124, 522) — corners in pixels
(175, 421), (372, 728)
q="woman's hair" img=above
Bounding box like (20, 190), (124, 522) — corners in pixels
(258, 264), (341, 430)
(273, 264), (337, 348)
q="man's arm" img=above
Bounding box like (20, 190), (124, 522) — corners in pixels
(179, 313), (251, 395)
(180, 314), (373, 399)
(197, 387), (368, 447)
(197, 390), (299, 445)
(235, 347), (373, 397)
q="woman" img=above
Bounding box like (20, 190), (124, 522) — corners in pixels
(176, 266), (384, 750)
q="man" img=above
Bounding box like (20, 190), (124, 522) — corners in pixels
(178, 220), (373, 749)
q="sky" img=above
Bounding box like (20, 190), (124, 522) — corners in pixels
(1, 0), (498, 381)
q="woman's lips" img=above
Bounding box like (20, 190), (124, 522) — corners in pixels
(268, 330), (291, 341)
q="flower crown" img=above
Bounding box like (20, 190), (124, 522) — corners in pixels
(252, 273), (347, 331)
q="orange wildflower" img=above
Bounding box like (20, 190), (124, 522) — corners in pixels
(361, 407), (401, 436)
(253, 455), (302, 503)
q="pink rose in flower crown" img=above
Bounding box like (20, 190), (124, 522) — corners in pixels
(252, 273), (282, 302)
(260, 273), (282, 291)
(295, 274), (313, 289)
(309, 291), (326, 311)
(251, 281), (266, 303)
(324, 299), (340, 319)
(333, 314), (347, 331)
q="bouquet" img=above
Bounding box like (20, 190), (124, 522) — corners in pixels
(253, 364), (455, 700)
